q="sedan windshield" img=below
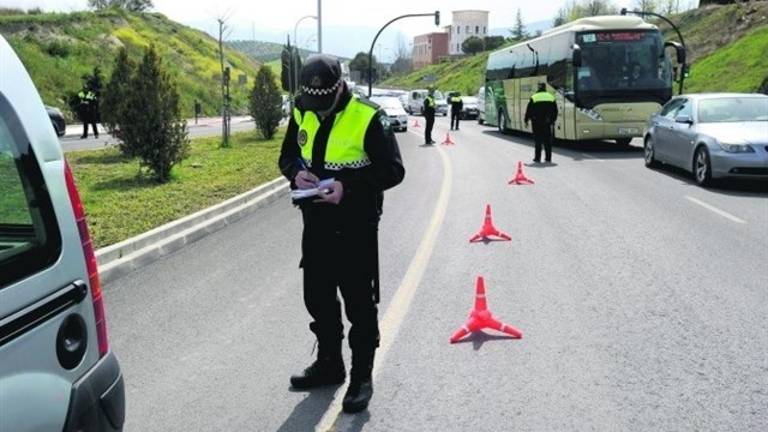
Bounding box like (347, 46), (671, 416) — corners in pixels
(698, 97), (768, 123)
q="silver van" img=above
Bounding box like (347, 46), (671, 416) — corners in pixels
(0, 36), (125, 431)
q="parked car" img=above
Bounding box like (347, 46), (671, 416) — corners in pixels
(460, 96), (480, 120)
(644, 93), (768, 186)
(398, 94), (409, 112)
(0, 35), (125, 432)
(371, 96), (408, 132)
(477, 86), (486, 125)
(407, 89), (448, 116)
(46, 105), (66, 137)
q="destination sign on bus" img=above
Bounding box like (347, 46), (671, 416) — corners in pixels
(583, 31), (648, 42)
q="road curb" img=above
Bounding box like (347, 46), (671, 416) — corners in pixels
(96, 176), (289, 285)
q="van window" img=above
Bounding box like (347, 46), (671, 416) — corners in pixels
(0, 96), (62, 288)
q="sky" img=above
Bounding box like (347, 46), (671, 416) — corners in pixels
(9, 0), (642, 60)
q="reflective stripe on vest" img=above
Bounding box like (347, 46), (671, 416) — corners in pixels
(531, 91), (556, 103)
(293, 95), (377, 171)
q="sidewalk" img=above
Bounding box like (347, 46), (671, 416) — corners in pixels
(64, 115), (253, 137)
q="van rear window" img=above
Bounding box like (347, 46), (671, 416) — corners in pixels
(0, 96), (61, 288)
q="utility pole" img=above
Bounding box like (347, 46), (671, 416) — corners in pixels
(317, 0), (322, 53)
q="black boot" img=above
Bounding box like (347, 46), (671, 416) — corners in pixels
(342, 350), (375, 413)
(290, 341), (345, 390)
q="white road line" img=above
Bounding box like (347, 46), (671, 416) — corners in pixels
(685, 196), (747, 224)
(314, 130), (453, 432)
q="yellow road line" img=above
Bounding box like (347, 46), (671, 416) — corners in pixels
(315, 130), (454, 432)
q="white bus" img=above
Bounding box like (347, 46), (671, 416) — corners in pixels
(484, 15), (683, 145)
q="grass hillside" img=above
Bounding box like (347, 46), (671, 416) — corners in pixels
(382, 53), (490, 96)
(0, 9), (261, 119)
(384, 2), (768, 95)
(227, 40), (313, 62)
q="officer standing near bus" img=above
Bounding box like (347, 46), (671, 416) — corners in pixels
(524, 83), (558, 163)
(423, 87), (436, 145)
(278, 54), (405, 414)
(449, 91), (463, 131)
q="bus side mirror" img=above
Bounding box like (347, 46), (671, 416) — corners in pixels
(664, 41), (686, 65)
(572, 44), (582, 67)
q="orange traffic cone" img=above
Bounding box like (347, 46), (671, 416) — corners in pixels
(469, 204), (511, 243)
(508, 161), (535, 185)
(449, 276), (523, 344)
(441, 132), (455, 145)
(412, 119), (421, 128)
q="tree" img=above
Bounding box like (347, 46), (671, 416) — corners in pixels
(660, 0), (682, 15)
(125, 0), (152, 11)
(512, 8), (527, 41)
(580, 0), (618, 16)
(122, 45), (189, 182)
(634, 0), (658, 12)
(483, 36), (506, 51)
(349, 52), (379, 83)
(249, 65), (283, 140)
(554, 7), (568, 27)
(461, 36), (485, 55)
(759, 76), (768, 96)
(88, 0), (152, 11)
(102, 48), (135, 149)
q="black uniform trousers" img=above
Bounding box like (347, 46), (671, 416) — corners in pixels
(450, 110), (461, 130)
(301, 213), (380, 355)
(424, 113), (435, 144)
(533, 122), (554, 162)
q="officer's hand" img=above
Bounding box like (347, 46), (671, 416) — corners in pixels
(315, 181), (344, 205)
(295, 170), (319, 190)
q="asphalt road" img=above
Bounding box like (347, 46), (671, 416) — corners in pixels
(104, 115), (768, 431)
(59, 116), (256, 152)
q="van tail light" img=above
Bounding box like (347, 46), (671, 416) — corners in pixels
(64, 161), (108, 358)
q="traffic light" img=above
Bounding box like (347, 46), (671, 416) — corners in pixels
(435, 11), (440, 26)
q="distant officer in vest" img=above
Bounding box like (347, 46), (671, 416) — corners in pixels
(422, 88), (437, 145)
(524, 83), (558, 163)
(78, 87), (99, 139)
(278, 54), (405, 414)
(449, 91), (463, 131)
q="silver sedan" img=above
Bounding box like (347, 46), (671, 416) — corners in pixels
(644, 93), (768, 186)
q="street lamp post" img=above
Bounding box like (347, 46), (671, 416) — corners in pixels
(367, 11), (440, 97)
(621, 8), (688, 94)
(293, 15), (318, 96)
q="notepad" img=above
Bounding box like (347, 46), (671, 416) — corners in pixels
(290, 178), (336, 200)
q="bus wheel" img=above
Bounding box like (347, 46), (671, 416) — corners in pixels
(616, 138), (632, 146)
(498, 110), (506, 134)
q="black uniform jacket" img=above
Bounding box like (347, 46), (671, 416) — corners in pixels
(524, 96), (558, 126)
(279, 87), (405, 272)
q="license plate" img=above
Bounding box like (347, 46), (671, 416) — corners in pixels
(618, 127), (639, 135)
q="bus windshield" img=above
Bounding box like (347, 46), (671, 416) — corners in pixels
(576, 30), (671, 100)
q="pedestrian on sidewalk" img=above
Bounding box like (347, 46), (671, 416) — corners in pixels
(278, 54), (405, 414)
(194, 100), (201, 125)
(524, 82), (558, 163)
(423, 87), (436, 145)
(449, 91), (463, 131)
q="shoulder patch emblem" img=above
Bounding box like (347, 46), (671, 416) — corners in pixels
(298, 130), (308, 147)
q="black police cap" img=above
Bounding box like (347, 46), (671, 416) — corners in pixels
(299, 54), (343, 111)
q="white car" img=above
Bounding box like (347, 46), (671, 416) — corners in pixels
(371, 96), (409, 132)
(0, 35), (125, 432)
(407, 89), (448, 116)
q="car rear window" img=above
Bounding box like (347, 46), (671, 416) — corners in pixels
(0, 95), (62, 288)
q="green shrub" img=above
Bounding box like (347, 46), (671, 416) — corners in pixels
(249, 65), (282, 140)
(102, 47), (135, 149)
(123, 45), (189, 182)
(45, 40), (71, 58)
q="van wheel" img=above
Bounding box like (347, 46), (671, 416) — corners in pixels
(693, 146), (713, 187)
(616, 138), (632, 146)
(498, 110), (506, 134)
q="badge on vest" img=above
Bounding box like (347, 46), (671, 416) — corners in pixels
(298, 129), (308, 147)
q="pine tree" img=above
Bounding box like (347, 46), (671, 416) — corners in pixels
(102, 48), (135, 149)
(123, 45), (189, 182)
(249, 65), (283, 140)
(513, 8), (527, 41)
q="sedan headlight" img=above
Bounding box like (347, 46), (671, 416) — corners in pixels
(718, 142), (755, 153)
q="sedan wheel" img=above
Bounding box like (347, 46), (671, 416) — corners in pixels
(644, 136), (658, 168)
(694, 146), (713, 187)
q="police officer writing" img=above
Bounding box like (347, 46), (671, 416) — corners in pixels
(449, 92), (463, 131)
(423, 88), (436, 145)
(278, 54), (405, 414)
(524, 83), (558, 163)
